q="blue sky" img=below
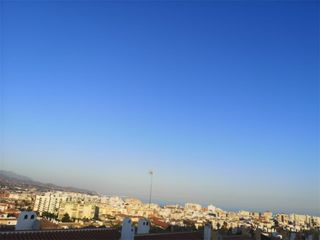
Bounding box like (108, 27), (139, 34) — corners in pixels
(0, 1), (319, 215)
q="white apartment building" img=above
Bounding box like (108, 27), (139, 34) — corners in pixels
(185, 203), (202, 212)
(33, 192), (70, 215)
(58, 202), (98, 220)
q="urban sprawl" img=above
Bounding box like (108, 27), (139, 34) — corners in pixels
(0, 186), (319, 239)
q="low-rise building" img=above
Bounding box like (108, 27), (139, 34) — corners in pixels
(58, 202), (98, 220)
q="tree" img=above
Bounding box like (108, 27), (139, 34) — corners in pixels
(61, 213), (71, 222)
(217, 222), (221, 229)
(42, 211), (58, 220)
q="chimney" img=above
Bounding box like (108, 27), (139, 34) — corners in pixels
(15, 211), (40, 231)
(204, 223), (212, 240)
(120, 217), (135, 240)
(137, 218), (150, 235)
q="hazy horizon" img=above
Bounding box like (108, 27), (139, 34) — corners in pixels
(0, 1), (319, 216)
(1, 168), (318, 217)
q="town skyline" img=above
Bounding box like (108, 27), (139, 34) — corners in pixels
(0, 169), (318, 217)
(2, 183), (320, 236)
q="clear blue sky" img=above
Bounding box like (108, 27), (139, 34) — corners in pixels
(1, 1), (319, 215)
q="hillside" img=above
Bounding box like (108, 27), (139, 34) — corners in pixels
(0, 170), (96, 195)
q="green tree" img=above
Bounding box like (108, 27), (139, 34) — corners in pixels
(42, 211), (58, 219)
(61, 213), (71, 222)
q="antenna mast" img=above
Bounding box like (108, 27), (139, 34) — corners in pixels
(148, 170), (153, 208)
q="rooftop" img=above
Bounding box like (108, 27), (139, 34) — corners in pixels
(0, 228), (260, 240)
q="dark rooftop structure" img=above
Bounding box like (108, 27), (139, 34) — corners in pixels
(0, 228), (263, 240)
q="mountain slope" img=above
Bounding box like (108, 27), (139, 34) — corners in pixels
(0, 170), (96, 195)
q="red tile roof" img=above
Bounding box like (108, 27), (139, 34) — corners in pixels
(0, 228), (204, 240)
(136, 231), (203, 240)
(0, 228), (120, 240)
(149, 217), (170, 230)
(223, 236), (254, 240)
(39, 219), (60, 230)
(0, 228), (255, 240)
